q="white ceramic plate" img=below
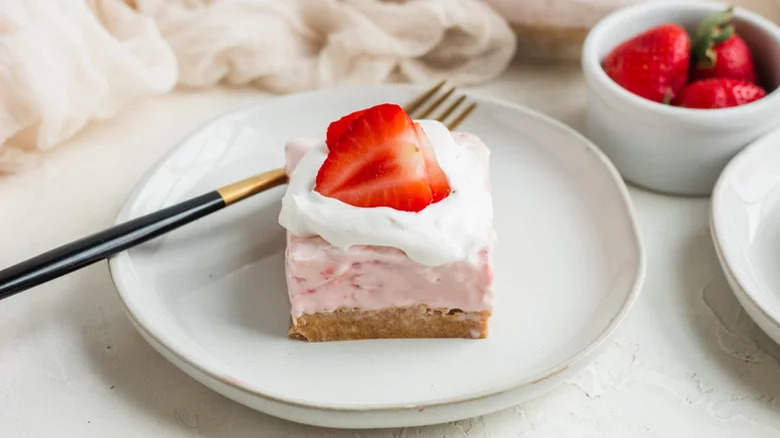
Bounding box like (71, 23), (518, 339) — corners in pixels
(108, 85), (644, 428)
(712, 127), (780, 346)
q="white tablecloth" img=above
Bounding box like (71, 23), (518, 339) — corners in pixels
(2, 59), (779, 437)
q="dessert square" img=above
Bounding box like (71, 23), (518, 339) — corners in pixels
(278, 104), (494, 341)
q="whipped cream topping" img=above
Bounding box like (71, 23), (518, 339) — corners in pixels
(278, 120), (493, 266)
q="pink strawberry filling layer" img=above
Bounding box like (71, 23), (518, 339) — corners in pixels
(283, 134), (494, 318)
(285, 234), (493, 318)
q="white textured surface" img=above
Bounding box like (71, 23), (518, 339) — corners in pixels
(2, 60), (780, 436)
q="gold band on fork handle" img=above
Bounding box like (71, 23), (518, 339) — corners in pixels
(217, 168), (289, 206)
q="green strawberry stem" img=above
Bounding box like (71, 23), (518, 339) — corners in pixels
(692, 7), (735, 68)
(663, 88), (673, 105)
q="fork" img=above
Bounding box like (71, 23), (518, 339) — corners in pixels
(0, 81), (477, 299)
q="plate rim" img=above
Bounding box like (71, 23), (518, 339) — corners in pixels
(107, 84), (646, 412)
(711, 127), (780, 337)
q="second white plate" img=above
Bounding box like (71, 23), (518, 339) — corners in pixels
(712, 127), (780, 346)
(108, 85), (644, 428)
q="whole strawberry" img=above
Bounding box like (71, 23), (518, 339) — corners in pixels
(673, 78), (766, 109)
(603, 24), (690, 103)
(691, 8), (758, 84)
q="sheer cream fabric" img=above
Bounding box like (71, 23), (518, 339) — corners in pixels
(0, 0), (515, 163)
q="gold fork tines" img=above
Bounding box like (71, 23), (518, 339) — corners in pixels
(404, 80), (477, 130)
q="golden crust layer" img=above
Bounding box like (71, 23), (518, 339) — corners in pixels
(289, 305), (491, 342)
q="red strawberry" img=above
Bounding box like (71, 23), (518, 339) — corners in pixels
(673, 78), (766, 109)
(326, 108), (366, 149)
(691, 8), (758, 84)
(315, 104), (450, 212)
(414, 122), (450, 202)
(603, 24), (690, 103)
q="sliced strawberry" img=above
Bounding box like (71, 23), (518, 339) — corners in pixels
(325, 109), (366, 149)
(315, 104), (433, 212)
(414, 122), (450, 203)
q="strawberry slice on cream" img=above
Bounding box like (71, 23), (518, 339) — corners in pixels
(316, 104), (450, 212)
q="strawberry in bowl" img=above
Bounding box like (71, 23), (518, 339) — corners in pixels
(602, 23), (691, 103)
(691, 7), (758, 84)
(674, 78), (767, 109)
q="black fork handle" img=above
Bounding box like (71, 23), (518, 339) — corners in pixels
(0, 192), (225, 300)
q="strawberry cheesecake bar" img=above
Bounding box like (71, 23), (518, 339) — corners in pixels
(278, 104), (494, 342)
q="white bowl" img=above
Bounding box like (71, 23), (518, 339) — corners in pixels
(582, 1), (780, 196)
